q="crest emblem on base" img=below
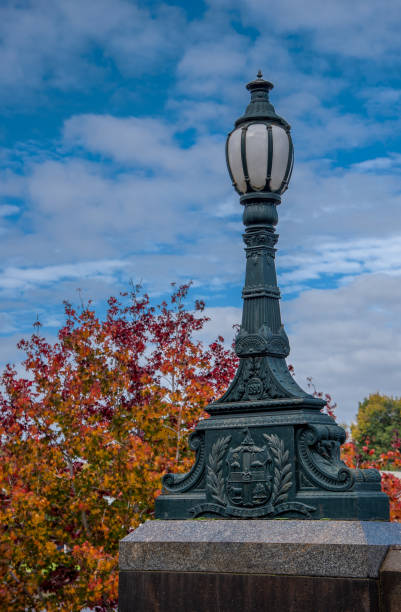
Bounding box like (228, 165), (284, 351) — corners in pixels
(226, 429), (272, 507)
(190, 428), (315, 518)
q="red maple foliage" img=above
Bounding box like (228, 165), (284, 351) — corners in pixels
(341, 440), (401, 522)
(0, 283), (237, 610)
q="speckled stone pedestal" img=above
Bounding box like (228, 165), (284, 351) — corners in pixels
(119, 520), (401, 612)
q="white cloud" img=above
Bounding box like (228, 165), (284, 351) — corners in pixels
(198, 306), (241, 347)
(236, 0), (401, 61)
(176, 34), (250, 97)
(278, 160), (401, 253)
(279, 236), (401, 288)
(64, 115), (178, 169)
(170, 9), (399, 159)
(0, 0), (185, 101)
(0, 259), (127, 292)
(283, 273), (401, 422)
(0, 114), (233, 273)
(352, 154), (401, 172)
(63, 114), (228, 183)
(0, 205), (19, 217)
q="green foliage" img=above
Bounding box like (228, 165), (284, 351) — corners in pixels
(351, 393), (401, 457)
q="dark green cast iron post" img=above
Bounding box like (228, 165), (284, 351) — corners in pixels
(155, 74), (389, 521)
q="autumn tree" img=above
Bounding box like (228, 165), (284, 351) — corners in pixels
(351, 393), (401, 458)
(0, 284), (237, 610)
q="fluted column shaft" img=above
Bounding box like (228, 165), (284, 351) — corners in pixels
(241, 200), (282, 336)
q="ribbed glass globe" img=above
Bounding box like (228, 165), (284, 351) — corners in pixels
(226, 122), (293, 196)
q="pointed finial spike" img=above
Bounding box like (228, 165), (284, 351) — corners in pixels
(257, 69), (263, 79)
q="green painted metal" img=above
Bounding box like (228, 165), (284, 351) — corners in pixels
(235, 71), (289, 129)
(155, 74), (390, 521)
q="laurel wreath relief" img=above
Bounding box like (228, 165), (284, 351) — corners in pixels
(206, 432), (292, 508)
(263, 433), (292, 504)
(206, 435), (231, 506)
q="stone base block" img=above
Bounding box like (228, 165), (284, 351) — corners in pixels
(119, 570), (380, 612)
(119, 520), (401, 612)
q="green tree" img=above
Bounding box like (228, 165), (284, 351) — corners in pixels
(351, 393), (401, 458)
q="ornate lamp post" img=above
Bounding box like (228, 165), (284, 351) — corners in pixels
(155, 73), (389, 521)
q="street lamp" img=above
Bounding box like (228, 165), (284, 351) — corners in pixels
(155, 73), (389, 521)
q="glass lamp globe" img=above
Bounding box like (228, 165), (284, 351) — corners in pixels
(226, 72), (293, 197)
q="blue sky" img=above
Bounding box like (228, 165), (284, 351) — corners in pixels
(1, 0), (401, 421)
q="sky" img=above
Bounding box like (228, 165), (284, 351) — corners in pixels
(1, 0), (401, 422)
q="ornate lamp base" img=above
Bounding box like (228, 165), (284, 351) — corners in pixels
(155, 192), (389, 522)
(155, 400), (389, 521)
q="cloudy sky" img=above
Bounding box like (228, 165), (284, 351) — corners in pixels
(1, 0), (401, 422)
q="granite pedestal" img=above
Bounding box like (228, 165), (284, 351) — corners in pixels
(119, 520), (401, 612)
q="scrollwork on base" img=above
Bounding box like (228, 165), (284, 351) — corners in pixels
(162, 431), (205, 493)
(297, 424), (354, 492)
